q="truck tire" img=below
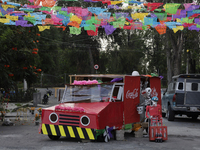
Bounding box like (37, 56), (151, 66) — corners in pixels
(167, 105), (175, 121)
(48, 135), (60, 140)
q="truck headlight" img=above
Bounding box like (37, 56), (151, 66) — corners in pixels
(80, 115), (90, 126)
(49, 112), (58, 123)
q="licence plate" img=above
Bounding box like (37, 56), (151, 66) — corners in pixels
(190, 107), (199, 112)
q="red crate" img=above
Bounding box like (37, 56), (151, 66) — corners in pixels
(149, 126), (168, 141)
(150, 116), (163, 126)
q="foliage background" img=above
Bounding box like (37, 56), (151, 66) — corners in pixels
(1, 0), (200, 93)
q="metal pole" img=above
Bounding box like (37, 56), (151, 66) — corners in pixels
(186, 50), (189, 74)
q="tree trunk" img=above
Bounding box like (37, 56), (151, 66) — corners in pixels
(168, 31), (184, 76)
(166, 39), (172, 85)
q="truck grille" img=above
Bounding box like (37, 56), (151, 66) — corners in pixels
(59, 114), (80, 126)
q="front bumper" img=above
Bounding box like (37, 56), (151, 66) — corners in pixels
(172, 106), (200, 115)
(41, 123), (96, 140)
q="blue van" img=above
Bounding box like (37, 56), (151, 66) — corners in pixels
(162, 74), (200, 121)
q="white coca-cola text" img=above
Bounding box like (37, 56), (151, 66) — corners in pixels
(126, 89), (139, 99)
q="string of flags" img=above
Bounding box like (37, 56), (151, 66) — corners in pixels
(0, 0), (200, 35)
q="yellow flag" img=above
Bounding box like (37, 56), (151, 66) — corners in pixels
(172, 26), (184, 33)
(127, 5), (141, 10)
(125, 21), (129, 25)
(0, 18), (9, 23)
(26, 13), (35, 18)
(176, 18), (181, 23)
(131, 13), (149, 21)
(111, 1), (123, 5)
(5, 15), (18, 21)
(2, 4), (15, 11)
(38, 26), (50, 32)
(70, 15), (82, 24)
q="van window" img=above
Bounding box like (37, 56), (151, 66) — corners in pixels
(178, 82), (183, 90)
(192, 83), (198, 91)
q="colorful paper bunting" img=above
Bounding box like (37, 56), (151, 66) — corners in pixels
(131, 13), (149, 21)
(38, 25), (50, 31)
(155, 24), (167, 34)
(163, 3), (181, 14)
(69, 27), (81, 35)
(146, 3), (163, 11)
(87, 27), (98, 36)
(172, 26), (184, 33)
(0, 0), (200, 35)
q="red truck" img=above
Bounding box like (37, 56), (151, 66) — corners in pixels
(40, 74), (165, 142)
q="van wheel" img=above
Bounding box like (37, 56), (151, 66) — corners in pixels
(192, 115), (198, 120)
(167, 105), (175, 121)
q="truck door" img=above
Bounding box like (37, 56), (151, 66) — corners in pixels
(123, 76), (140, 124)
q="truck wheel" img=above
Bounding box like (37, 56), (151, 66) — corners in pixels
(48, 135), (60, 140)
(162, 113), (166, 117)
(167, 105), (175, 121)
(96, 134), (104, 142)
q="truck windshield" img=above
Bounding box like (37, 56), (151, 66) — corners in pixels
(61, 84), (114, 103)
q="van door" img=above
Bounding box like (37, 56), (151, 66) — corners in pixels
(175, 81), (185, 106)
(185, 78), (200, 106)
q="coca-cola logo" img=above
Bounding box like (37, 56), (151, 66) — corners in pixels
(151, 87), (158, 97)
(126, 89), (138, 99)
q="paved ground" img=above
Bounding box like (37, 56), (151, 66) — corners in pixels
(1, 88), (200, 137)
(1, 88), (200, 149)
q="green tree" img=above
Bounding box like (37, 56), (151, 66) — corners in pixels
(0, 25), (41, 91)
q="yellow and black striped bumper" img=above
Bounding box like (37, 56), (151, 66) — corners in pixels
(41, 124), (96, 140)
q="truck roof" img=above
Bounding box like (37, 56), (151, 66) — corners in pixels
(69, 74), (161, 84)
(69, 74), (126, 84)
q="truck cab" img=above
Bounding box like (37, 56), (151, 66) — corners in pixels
(162, 74), (200, 121)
